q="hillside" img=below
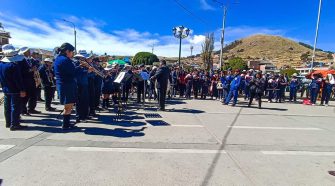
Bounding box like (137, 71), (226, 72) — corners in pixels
(183, 35), (332, 68)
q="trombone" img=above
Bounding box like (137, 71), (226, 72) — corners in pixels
(79, 60), (106, 78)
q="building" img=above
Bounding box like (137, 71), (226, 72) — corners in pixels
(0, 23), (11, 53)
(248, 60), (277, 73)
(295, 67), (330, 76)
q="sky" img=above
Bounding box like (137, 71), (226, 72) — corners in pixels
(0, 0), (334, 57)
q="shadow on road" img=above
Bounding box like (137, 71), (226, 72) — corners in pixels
(83, 127), (146, 138)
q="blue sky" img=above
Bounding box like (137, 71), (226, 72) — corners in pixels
(0, 0), (334, 57)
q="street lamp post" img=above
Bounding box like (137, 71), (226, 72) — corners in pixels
(310, 0), (323, 72)
(63, 19), (77, 54)
(173, 26), (191, 68)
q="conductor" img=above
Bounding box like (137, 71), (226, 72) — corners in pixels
(151, 60), (170, 111)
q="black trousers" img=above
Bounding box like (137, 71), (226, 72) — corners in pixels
(94, 84), (102, 108)
(44, 86), (55, 109)
(37, 85), (42, 99)
(76, 85), (89, 119)
(249, 92), (262, 108)
(157, 87), (167, 110)
(88, 79), (95, 115)
(137, 81), (145, 103)
(122, 84), (130, 102)
(4, 94), (21, 127)
(179, 84), (186, 97)
(22, 86), (37, 113)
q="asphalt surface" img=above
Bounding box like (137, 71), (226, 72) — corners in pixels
(0, 95), (335, 186)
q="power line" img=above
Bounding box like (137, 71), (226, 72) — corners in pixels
(172, 0), (209, 26)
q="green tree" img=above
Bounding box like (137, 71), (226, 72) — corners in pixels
(327, 52), (334, 60)
(224, 57), (247, 70)
(280, 68), (299, 77)
(132, 52), (159, 66)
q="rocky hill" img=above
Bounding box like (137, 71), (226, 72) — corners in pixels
(181, 35), (333, 68)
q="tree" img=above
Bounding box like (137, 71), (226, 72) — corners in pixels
(300, 52), (311, 62)
(280, 68), (299, 77)
(327, 52), (334, 60)
(132, 52), (159, 66)
(201, 33), (214, 72)
(224, 57), (247, 71)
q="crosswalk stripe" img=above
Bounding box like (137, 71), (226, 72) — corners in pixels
(67, 147), (226, 154)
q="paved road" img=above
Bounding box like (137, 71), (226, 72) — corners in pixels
(0, 96), (335, 186)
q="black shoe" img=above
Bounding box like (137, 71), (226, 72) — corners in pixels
(232, 104), (236, 107)
(10, 125), (28, 131)
(6, 123), (10, 128)
(21, 112), (31, 116)
(46, 107), (57, 112)
(28, 110), (41, 114)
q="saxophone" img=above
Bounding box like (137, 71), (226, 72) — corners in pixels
(46, 67), (55, 87)
(33, 66), (42, 88)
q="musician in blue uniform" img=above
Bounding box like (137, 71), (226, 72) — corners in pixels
(101, 65), (115, 109)
(289, 73), (300, 102)
(224, 69), (241, 106)
(321, 77), (333, 106)
(309, 74), (322, 105)
(19, 47), (40, 115)
(39, 58), (56, 111)
(93, 58), (103, 111)
(267, 76), (278, 103)
(151, 60), (170, 111)
(0, 44), (27, 130)
(31, 51), (43, 102)
(53, 43), (77, 130)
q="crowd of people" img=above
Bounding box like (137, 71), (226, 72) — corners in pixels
(0, 42), (334, 131)
(168, 68), (334, 108)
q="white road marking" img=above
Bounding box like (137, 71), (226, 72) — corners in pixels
(262, 151), (335, 156)
(228, 126), (322, 131)
(0, 145), (15, 150)
(67, 147), (226, 154)
(170, 125), (204, 128)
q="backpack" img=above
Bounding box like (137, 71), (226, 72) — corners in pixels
(216, 82), (223, 90)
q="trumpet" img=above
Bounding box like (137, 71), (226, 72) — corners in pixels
(79, 60), (106, 78)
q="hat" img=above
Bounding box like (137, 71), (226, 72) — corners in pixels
(1, 44), (24, 62)
(292, 73), (297, 77)
(44, 58), (53, 63)
(18, 47), (30, 55)
(104, 64), (113, 71)
(139, 64), (145, 68)
(74, 53), (85, 58)
(77, 50), (90, 58)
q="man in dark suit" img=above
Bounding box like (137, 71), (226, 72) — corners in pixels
(151, 60), (170, 111)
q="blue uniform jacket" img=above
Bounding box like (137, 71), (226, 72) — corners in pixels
(54, 55), (77, 104)
(18, 58), (35, 90)
(0, 61), (24, 94)
(323, 83), (333, 93)
(230, 75), (241, 90)
(289, 79), (299, 90)
(39, 65), (55, 87)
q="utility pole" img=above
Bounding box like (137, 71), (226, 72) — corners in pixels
(310, 0), (323, 72)
(152, 44), (154, 54)
(190, 45), (194, 56)
(219, 7), (227, 69)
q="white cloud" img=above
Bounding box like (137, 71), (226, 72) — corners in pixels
(0, 15), (204, 57)
(0, 14), (293, 57)
(200, 0), (215, 10)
